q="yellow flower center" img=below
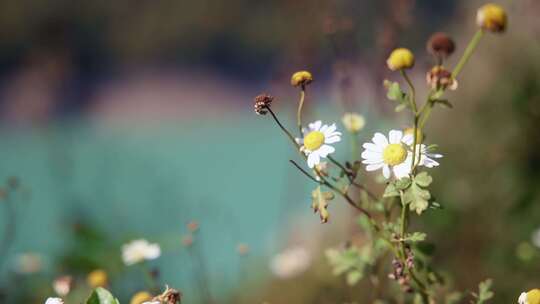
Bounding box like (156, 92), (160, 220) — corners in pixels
(527, 289), (540, 304)
(383, 144), (407, 166)
(304, 131), (325, 151)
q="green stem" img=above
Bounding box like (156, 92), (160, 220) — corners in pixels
(452, 30), (484, 79)
(297, 86), (306, 137)
(400, 70), (417, 115)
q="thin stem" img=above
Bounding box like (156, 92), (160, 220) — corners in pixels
(418, 101), (434, 130)
(452, 30), (484, 79)
(296, 86), (306, 137)
(411, 116), (419, 171)
(266, 107), (299, 149)
(400, 70), (417, 115)
(327, 155), (352, 181)
(289, 160), (321, 184)
(0, 193), (15, 271)
(350, 132), (358, 161)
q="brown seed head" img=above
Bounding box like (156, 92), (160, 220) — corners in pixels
(426, 66), (457, 91)
(253, 94), (274, 115)
(427, 32), (455, 59)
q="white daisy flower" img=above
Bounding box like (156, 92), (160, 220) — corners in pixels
(519, 289), (540, 304)
(45, 298), (64, 304)
(361, 130), (414, 179)
(411, 144), (443, 168)
(270, 246), (312, 279)
(122, 239), (161, 266)
(296, 120), (341, 168)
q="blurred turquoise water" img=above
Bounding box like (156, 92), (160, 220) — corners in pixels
(0, 106), (387, 301)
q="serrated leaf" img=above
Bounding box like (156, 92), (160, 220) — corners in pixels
(395, 178), (412, 190)
(383, 183), (399, 198)
(414, 172), (433, 187)
(311, 186), (334, 223)
(405, 232), (427, 243)
(409, 184), (430, 215)
(473, 279), (494, 303)
(86, 288), (120, 304)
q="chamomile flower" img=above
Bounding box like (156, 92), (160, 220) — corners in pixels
(361, 130), (414, 179)
(297, 121), (341, 168)
(122, 239), (161, 266)
(519, 289), (540, 304)
(411, 144), (443, 168)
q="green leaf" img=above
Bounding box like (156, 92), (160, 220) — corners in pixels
(346, 270), (363, 286)
(409, 183), (430, 214)
(414, 172), (433, 187)
(404, 232), (427, 243)
(311, 186), (334, 223)
(473, 279), (494, 303)
(434, 99), (453, 108)
(383, 183), (399, 198)
(395, 103), (407, 112)
(86, 288), (120, 304)
(395, 178), (412, 190)
(385, 81), (406, 102)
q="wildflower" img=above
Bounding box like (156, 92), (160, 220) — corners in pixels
(122, 239), (161, 266)
(53, 275), (72, 297)
(87, 269), (108, 288)
(237, 243), (250, 256)
(296, 121), (342, 168)
(386, 48), (415, 71)
(341, 112), (366, 133)
(291, 71), (313, 87)
(403, 127), (423, 143)
(270, 246), (311, 279)
(477, 3), (507, 33)
(45, 298), (64, 304)
(532, 227), (540, 248)
(519, 289), (540, 304)
(254, 94), (274, 115)
(426, 32), (455, 60)
(131, 291), (153, 304)
(411, 144), (443, 168)
(361, 130), (414, 179)
(426, 66), (458, 91)
(15, 252), (43, 274)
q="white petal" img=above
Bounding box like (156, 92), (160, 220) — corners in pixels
(402, 134), (414, 145)
(393, 162), (412, 179)
(308, 121), (322, 131)
(325, 135), (341, 144)
(362, 142), (383, 152)
(382, 165), (391, 179)
(372, 133), (388, 147)
(317, 145), (335, 157)
(366, 163), (384, 171)
(361, 150), (382, 160)
(307, 152), (320, 168)
(362, 158), (383, 165)
(389, 130), (403, 144)
(518, 292), (527, 304)
(323, 124), (337, 135)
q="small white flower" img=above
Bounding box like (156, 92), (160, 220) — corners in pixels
(411, 144), (443, 168)
(361, 130), (414, 179)
(531, 228), (540, 248)
(342, 113), (365, 133)
(53, 276), (72, 297)
(45, 298), (64, 304)
(122, 239), (161, 266)
(296, 121), (341, 168)
(270, 246), (311, 279)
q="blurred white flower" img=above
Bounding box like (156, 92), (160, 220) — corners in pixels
(531, 228), (540, 248)
(15, 252), (43, 274)
(296, 121), (342, 168)
(270, 246), (311, 279)
(45, 298), (64, 304)
(122, 239), (161, 266)
(53, 275), (72, 297)
(342, 112), (365, 133)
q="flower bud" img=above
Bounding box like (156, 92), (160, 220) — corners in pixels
(87, 269), (108, 288)
(386, 48), (415, 71)
(290, 71), (313, 87)
(426, 66), (458, 91)
(476, 4), (507, 33)
(426, 32), (455, 59)
(341, 112), (365, 133)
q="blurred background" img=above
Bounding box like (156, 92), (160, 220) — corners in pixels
(0, 0), (538, 303)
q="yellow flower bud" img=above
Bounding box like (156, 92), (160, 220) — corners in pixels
(130, 291), (153, 304)
(386, 48), (415, 71)
(87, 269), (108, 288)
(342, 113), (365, 133)
(290, 71), (313, 87)
(476, 4), (507, 33)
(404, 127), (423, 143)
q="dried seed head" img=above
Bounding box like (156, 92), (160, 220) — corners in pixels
(427, 32), (455, 60)
(386, 48), (415, 71)
(254, 94), (274, 115)
(477, 3), (507, 33)
(290, 71), (313, 87)
(153, 286), (182, 304)
(426, 65), (458, 91)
